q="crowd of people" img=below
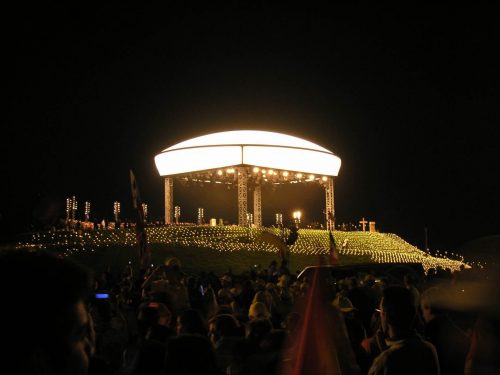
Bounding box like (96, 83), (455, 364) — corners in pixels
(1, 249), (498, 375)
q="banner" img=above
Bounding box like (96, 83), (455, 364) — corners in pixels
(329, 230), (339, 266)
(130, 170), (151, 270)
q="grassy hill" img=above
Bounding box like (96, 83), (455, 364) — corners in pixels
(10, 226), (466, 276)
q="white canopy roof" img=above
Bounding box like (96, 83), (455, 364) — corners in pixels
(154, 130), (341, 177)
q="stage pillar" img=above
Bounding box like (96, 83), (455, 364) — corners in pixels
(325, 177), (335, 231)
(254, 185), (262, 227)
(237, 167), (248, 226)
(164, 177), (173, 224)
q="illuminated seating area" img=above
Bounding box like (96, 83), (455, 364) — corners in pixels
(18, 226), (467, 272)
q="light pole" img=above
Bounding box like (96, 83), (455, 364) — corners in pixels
(84, 201), (91, 222)
(66, 197), (72, 223)
(175, 206), (180, 224)
(293, 210), (302, 228)
(246, 213), (253, 227)
(113, 201), (121, 224)
(198, 207), (204, 225)
(71, 196), (77, 222)
(275, 213), (283, 227)
(66, 196), (77, 228)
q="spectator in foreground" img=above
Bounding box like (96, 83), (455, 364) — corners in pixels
(248, 301), (272, 321)
(208, 313), (244, 373)
(0, 250), (94, 375)
(360, 314), (388, 375)
(420, 286), (470, 375)
(368, 285), (440, 375)
(164, 334), (223, 375)
(332, 295), (367, 372)
(404, 272), (420, 308)
(176, 308), (207, 336)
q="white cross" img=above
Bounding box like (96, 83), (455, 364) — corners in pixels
(359, 217), (368, 231)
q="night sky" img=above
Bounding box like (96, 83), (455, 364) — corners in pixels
(3, 3), (499, 253)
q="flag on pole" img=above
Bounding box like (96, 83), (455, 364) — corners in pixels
(130, 170), (151, 270)
(259, 230), (288, 261)
(329, 230), (339, 266)
(279, 266), (361, 374)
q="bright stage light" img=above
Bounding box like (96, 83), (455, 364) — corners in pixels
(154, 130), (341, 176)
(155, 146), (242, 176)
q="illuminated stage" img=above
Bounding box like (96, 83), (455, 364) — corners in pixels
(155, 130), (341, 229)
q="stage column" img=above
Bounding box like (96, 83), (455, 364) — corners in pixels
(164, 177), (173, 224)
(325, 177), (335, 231)
(254, 185), (262, 227)
(237, 167), (248, 226)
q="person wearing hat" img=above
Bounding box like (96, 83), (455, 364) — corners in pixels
(164, 257), (185, 285)
(248, 301), (271, 321)
(332, 295), (367, 369)
(333, 295), (357, 313)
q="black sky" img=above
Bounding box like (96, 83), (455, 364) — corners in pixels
(2, 3), (499, 253)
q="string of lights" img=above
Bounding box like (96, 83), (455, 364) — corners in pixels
(17, 226), (468, 272)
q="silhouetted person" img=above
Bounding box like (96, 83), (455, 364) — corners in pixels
(404, 272), (420, 308)
(332, 295), (367, 372)
(176, 308), (207, 336)
(0, 250), (94, 375)
(164, 334), (223, 375)
(128, 301), (174, 375)
(361, 323), (388, 375)
(368, 286), (440, 375)
(208, 313), (244, 373)
(421, 286), (470, 375)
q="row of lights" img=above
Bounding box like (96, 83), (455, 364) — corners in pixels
(212, 167), (329, 182)
(251, 167), (328, 182)
(186, 206), (302, 227)
(19, 226), (468, 273)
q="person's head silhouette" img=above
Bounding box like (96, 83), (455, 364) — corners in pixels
(0, 250), (94, 375)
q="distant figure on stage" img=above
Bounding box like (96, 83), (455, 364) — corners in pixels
(342, 238), (349, 251)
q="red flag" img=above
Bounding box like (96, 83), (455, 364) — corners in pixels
(279, 267), (361, 374)
(130, 170), (151, 270)
(329, 231), (339, 266)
